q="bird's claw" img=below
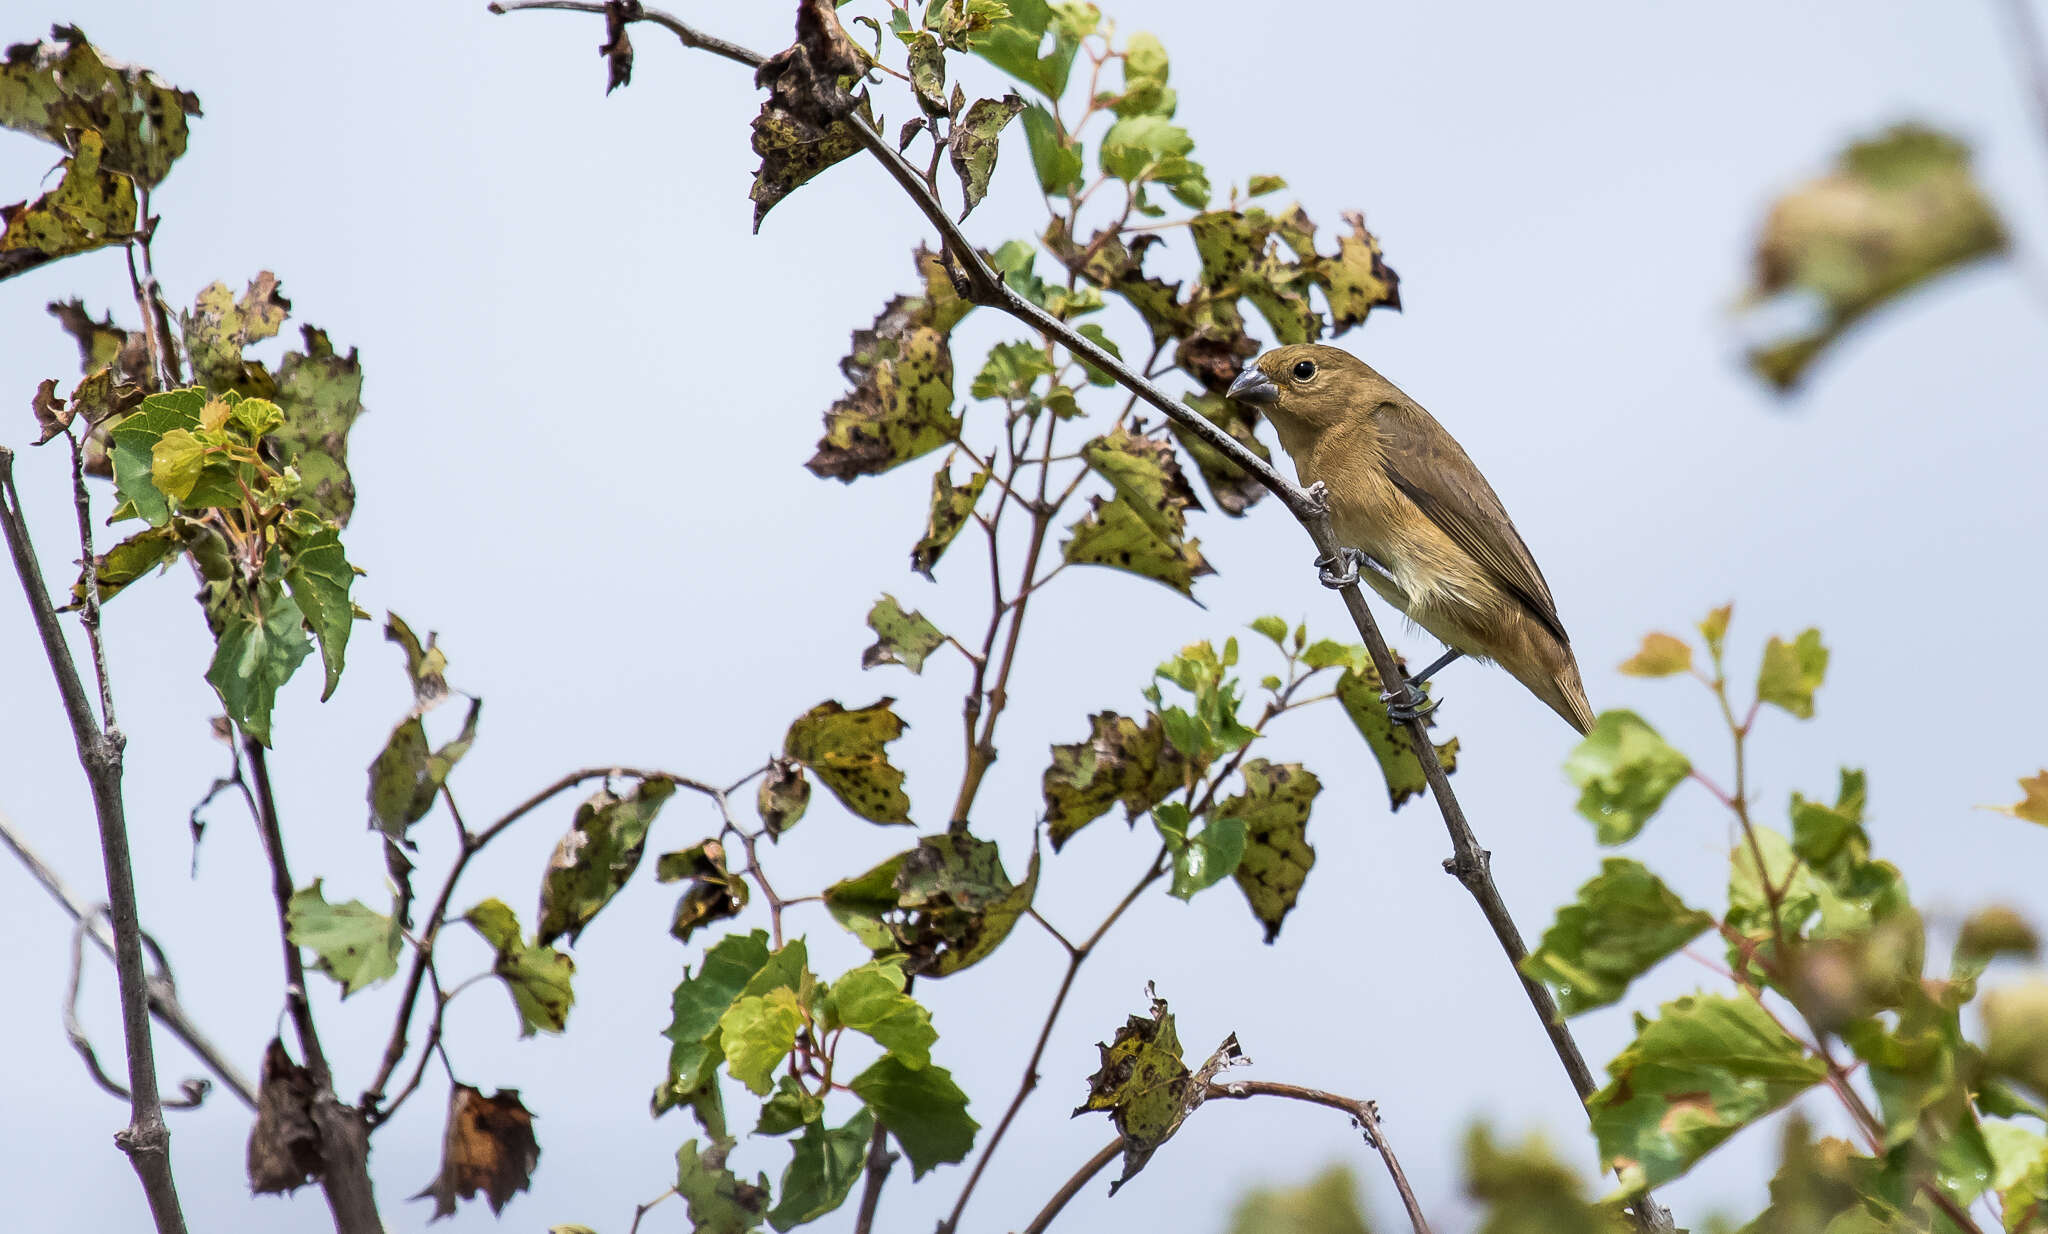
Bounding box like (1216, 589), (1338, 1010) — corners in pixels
(1379, 684), (1438, 724)
(1316, 546), (1368, 589)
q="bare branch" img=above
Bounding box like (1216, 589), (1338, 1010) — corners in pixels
(1203, 1080), (1431, 1234)
(64, 907), (214, 1111)
(850, 1121), (897, 1234)
(1020, 1137), (1121, 1234)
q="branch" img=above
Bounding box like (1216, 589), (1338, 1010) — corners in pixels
(490, 7), (1671, 1227)
(849, 1120), (896, 1234)
(1, 446), (187, 1234)
(1997, 0), (2048, 176)
(1202, 1080), (1431, 1234)
(1020, 1137), (1122, 1234)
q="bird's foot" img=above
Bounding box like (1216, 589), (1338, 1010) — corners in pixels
(1380, 684), (1438, 724)
(1315, 546), (1368, 589)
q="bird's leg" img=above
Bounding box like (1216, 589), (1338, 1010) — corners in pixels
(1381, 648), (1463, 724)
(1405, 647), (1464, 690)
(1314, 546), (1393, 590)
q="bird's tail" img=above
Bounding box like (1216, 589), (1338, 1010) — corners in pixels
(1541, 655), (1596, 736)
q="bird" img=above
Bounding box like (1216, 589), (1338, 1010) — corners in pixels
(1227, 343), (1594, 735)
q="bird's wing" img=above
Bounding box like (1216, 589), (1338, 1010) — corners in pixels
(1373, 399), (1571, 647)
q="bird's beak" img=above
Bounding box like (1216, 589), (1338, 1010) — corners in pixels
(1227, 367), (1278, 406)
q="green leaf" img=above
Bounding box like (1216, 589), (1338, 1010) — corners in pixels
(1074, 990), (1199, 1194)
(206, 580), (313, 746)
(465, 899), (575, 1036)
(1519, 858), (1713, 1017)
(675, 1139), (770, 1234)
(1464, 1125), (1631, 1234)
(286, 879), (401, 996)
(1115, 31), (1173, 118)
(1225, 1165), (1370, 1234)
(1153, 639), (1257, 762)
(808, 249), (963, 482)
(907, 32), (946, 115)
(818, 958), (934, 1068)
(1041, 710), (1187, 849)
(1564, 710), (1690, 844)
(1618, 632), (1693, 678)
(971, 0), (1079, 99)
(656, 838), (750, 945)
(1737, 1115), (1894, 1234)
(970, 338), (1055, 401)
(181, 272), (289, 391)
(383, 612), (449, 706)
(910, 461), (988, 579)
(1220, 759), (1320, 942)
(1020, 103), (1081, 195)
(1744, 125), (2006, 390)
(283, 527), (355, 701)
(848, 1055), (977, 1178)
(1246, 175), (1287, 197)
(756, 758), (811, 838)
(755, 1075), (823, 1137)
(109, 387), (205, 527)
(1249, 616), (1289, 646)
(659, 930), (772, 1120)
(1756, 628), (1828, 719)
(1080, 425), (1204, 539)
(534, 775), (677, 946)
(1587, 993), (1829, 1191)
(720, 987), (807, 1097)
(1152, 802), (1245, 900)
(948, 94), (1025, 218)
(270, 326), (365, 527)
(0, 129), (136, 281)
(1987, 1119), (2048, 1233)
(366, 698), (480, 839)
(1333, 656), (1457, 811)
(0, 26), (201, 187)
(1790, 767), (1868, 882)
(822, 832), (1038, 977)
(783, 699), (912, 825)
(1062, 494), (1212, 596)
(862, 595), (945, 673)
(768, 1108), (874, 1231)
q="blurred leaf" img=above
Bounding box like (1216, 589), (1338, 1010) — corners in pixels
(948, 94), (1024, 218)
(1334, 654), (1457, 811)
(207, 580), (313, 747)
(465, 899), (575, 1036)
(411, 1085), (539, 1219)
(1956, 905), (2039, 976)
(675, 1139), (769, 1234)
(1989, 771), (2048, 827)
(283, 527), (354, 701)
(1985, 982), (2048, 1104)
(911, 461), (988, 579)
(1756, 628), (1827, 719)
(1041, 710), (1187, 849)
(1619, 633), (1693, 678)
(756, 758), (811, 838)
(1587, 993), (1828, 1190)
(1564, 710), (1690, 844)
(809, 248), (964, 482)
(0, 128), (135, 281)
(1464, 1125), (1630, 1234)
(0, 25), (202, 186)
(656, 838), (750, 945)
(817, 957), (934, 1068)
(1698, 603), (1733, 667)
(1790, 767), (1869, 887)
(1727, 824), (1909, 980)
(823, 831), (1038, 977)
(1152, 801), (1244, 899)
(383, 612), (449, 710)
(767, 1108), (873, 1231)
(270, 326), (365, 527)
(658, 931), (771, 1121)
(246, 1038), (321, 1195)
(1062, 493), (1212, 597)
(1153, 640), (1257, 762)
(286, 880), (400, 997)
(366, 698), (480, 840)
(1170, 391), (1272, 517)
(1225, 1165), (1370, 1234)
(1732, 1116), (1892, 1234)
(862, 594), (945, 673)
(848, 1055), (976, 1178)
(182, 272), (289, 391)
(1745, 125), (2005, 390)
(1520, 858), (1713, 1017)
(537, 775), (678, 946)
(783, 698), (912, 825)
(907, 32), (945, 114)
(1988, 1120), (2048, 1234)
(1220, 759), (1320, 942)
(1099, 113), (1208, 208)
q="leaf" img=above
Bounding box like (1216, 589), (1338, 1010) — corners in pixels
(1744, 125), (2005, 389)
(948, 94), (1024, 218)
(756, 758), (811, 838)
(383, 612), (449, 711)
(848, 1055), (976, 1178)
(80, 353), (202, 515)
(1221, 759), (1321, 942)
(1587, 993), (1829, 1191)
(465, 899), (575, 1036)
(1756, 628), (1827, 719)
(656, 838), (751, 945)
(247, 1038), (323, 1194)
(1152, 802), (1245, 899)
(1020, 103), (1081, 195)
(1564, 710), (1690, 844)
(658, 931), (772, 1119)
(1464, 1125), (1631, 1234)
(1099, 113), (1206, 207)
(823, 832), (1038, 977)
(1738, 1115), (1892, 1234)
(0, 128), (135, 281)
(675, 1139), (770, 1234)
(283, 527), (354, 701)
(1041, 710), (1187, 849)
(1698, 604), (1733, 666)
(907, 32), (946, 115)
(1984, 982), (2048, 1104)
(910, 460), (988, 578)
(1619, 633), (1693, 678)
(182, 272), (290, 391)
(1081, 424), (1205, 539)
(366, 699), (480, 839)
(972, 0), (1081, 99)
(270, 326), (366, 527)
(1061, 493), (1212, 597)
(862, 594), (945, 673)
(1789, 767), (1869, 884)
(1989, 771), (2048, 827)
(1074, 990), (1200, 1194)
(748, 0), (870, 229)
(207, 581), (314, 747)
(1319, 211), (1402, 332)
(755, 1075), (824, 1137)
(0, 26), (202, 187)
(1333, 656), (1458, 811)
(720, 987), (808, 1097)
(1225, 1165), (1371, 1234)
(536, 775), (679, 946)
(818, 958), (934, 1068)
(808, 248), (964, 482)
(768, 1108), (874, 1231)
(783, 699), (912, 825)
(286, 880), (401, 997)
(69, 522), (180, 608)
(1519, 858), (1713, 1017)
(410, 1085), (539, 1219)
(1170, 392), (1272, 517)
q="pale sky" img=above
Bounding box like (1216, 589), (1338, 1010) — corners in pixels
(2, 2), (2045, 1231)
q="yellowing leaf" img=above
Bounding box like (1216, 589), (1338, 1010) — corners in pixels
(1619, 632), (1693, 678)
(1756, 628), (1828, 719)
(465, 899), (575, 1036)
(783, 698), (912, 824)
(1220, 759), (1320, 943)
(1041, 710), (1187, 849)
(948, 94), (1024, 217)
(1074, 991), (1195, 1194)
(809, 249), (965, 482)
(1061, 493), (1212, 597)
(0, 129), (137, 282)
(0, 25), (201, 187)
(1988, 771), (2048, 827)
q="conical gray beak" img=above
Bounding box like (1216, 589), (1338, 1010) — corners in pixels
(1227, 367), (1278, 406)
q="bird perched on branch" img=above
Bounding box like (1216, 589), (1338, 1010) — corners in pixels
(1228, 344), (1594, 734)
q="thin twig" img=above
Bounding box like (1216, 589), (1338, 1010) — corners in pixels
(850, 1121), (896, 1234)
(1202, 1080), (1431, 1234)
(1020, 1137), (1122, 1234)
(64, 909), (212, 1111)
(1, 446), (187, 1234)
(627, 1187), (678, 1234)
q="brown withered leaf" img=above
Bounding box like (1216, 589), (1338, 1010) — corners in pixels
(247, 1038), (323, 1194)
(655, 838), (751, 944)
(749, 0), (869, 229)
(600, 0), (634, 94)
(756, 756), (811, 837)
(412, 1085), (540, 1220)
(808, 248), (965, 481)
(29, 378), (68, 443)
(48, 299), (152, 386)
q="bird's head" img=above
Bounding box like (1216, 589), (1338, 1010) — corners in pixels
(1225, 343), (1393, 435)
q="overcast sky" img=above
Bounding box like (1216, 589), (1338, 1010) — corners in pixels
(3, 1), (2046, 1231)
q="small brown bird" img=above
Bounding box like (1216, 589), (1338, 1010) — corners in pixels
(1228, 344), (1594, 734)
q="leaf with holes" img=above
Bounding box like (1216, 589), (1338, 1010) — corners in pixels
(1075, 991), (1198, 1194)
(948, 94), (1024, 218)
(809, 250), (965, 482)
(286, 880), (401, 996)
(656, 839), (750, 945)
(0, 26), (202, 187)
(1221, 760), (1320, 942)
(1041, 710), (1187, 849)
(0, 129), (136, 281)
(822, 832), (1038, 977)
(783, 699), (911, 825)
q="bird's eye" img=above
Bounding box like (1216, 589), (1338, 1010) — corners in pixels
(1291, 359), (1316, 380)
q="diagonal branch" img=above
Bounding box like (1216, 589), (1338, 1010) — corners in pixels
(487, 6), (1670, 1227)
